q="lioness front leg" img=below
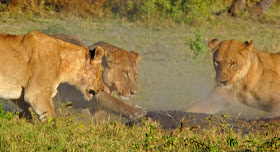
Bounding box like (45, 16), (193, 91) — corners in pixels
(268, 93), (280, 117)
(24, 89), (56, 121)
(96, 91), (146, 120)
(186, 86), (234, 114)
(186, 99), (230, 114)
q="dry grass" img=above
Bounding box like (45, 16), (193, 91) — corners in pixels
(0, 0), (109, 18)
(1, 108), (280, 151)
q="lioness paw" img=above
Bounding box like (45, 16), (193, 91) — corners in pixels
(128, 105), (147, 120)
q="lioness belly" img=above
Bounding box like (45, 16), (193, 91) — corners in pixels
(0, 75), (22, 99)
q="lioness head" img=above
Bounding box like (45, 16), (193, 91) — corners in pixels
(55, 36), (141, 101)
(103, 48), (140, 101)
(208, 38), (253, 88)
(78, 46), (104, 100)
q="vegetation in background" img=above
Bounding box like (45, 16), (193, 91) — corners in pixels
(0, 0), (213, 23)
(1, 0), (279, 23)
(188, 27), (207, 59)
(139, 0), (213, 23)
(228, 0), (276, 16)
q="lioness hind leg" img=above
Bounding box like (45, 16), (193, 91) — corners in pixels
(96, 91), (146, 120)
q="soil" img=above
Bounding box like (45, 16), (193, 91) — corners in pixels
(139, 111), (280, 134)
(3, 100), (280, 134)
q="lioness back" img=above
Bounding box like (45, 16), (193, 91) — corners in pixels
(54, 34), (86, 47)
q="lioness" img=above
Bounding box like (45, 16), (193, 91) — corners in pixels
(54, 34), (146, 120)
(88, 41), (140, 100)
(187, 38), (280, 116)
(0, 31), (104, 121)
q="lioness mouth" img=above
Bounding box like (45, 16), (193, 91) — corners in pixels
(119, 95), (130, 101)
(221, 84), (233, 89)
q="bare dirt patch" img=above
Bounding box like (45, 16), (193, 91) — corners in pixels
(140, 111), (280, 134)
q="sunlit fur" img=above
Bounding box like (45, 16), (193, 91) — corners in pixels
(54, 35), (145, 120)
(89, 41), (140, 100)
(54, 35), (140, 100)
(0, 31), (104, 121)
(187, 38), (280, 116)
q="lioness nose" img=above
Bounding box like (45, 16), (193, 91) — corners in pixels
(130, 89), (138, 95)
(130, 91), (135, 95)
(89, 90), (96, 95)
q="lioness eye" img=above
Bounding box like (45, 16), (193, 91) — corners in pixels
(124, 72), (129, 77)
(230, 62), (236, 68)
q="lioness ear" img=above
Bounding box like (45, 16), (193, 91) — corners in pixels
(104, 50), (114, 68)
(104, 49), (110, 58)
(244, 40), (253, 51)
(131, 50), (140, 63)
(208, 37), (220, 51)
(91, 46), (104, 63)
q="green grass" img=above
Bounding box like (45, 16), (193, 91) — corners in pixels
(1, 111), (280, 151)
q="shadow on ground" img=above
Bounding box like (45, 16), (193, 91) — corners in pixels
(3, 99), (280, 135)
(133, 111), (280, 134)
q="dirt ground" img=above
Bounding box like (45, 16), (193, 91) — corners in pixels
(140, 111), (280, 134)
(3, 100), (280, 134)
